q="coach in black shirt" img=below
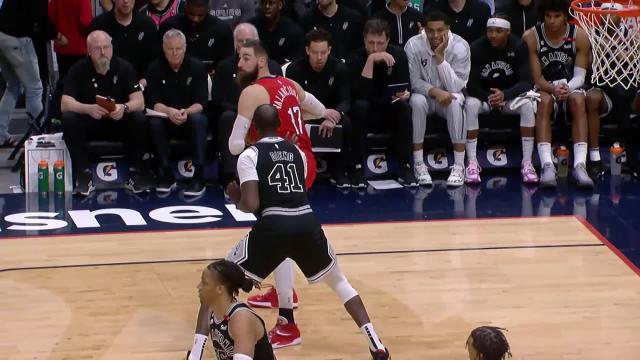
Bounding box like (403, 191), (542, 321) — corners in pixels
(373, 0), (423, 46)
(211, 22), (282, 186)
(146, 29), (209, 196)
(286, 28), (355, 187)
(160, 0), (233, 70)
(346, 19), (417, 187)
(250, 0), (305, 64)
(300, 0), (363, 61)
(89, 0), (158, 80)
(423, 0), (491, 44)
(61, 31), (148, 196)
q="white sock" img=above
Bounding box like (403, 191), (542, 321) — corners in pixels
(537, 142), (553, 165)
(522, 137), (534, 162)
(589, 148), (601, 162)
(454, 150), (465, 167)
(360, 323), (385, 351)
(275, 259), (295, 310)
(466, 138), (477, 162)
(413, 149), (424, 164)
(574, 142), (588, 167)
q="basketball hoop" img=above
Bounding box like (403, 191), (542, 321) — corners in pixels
(570, 0), (640, 89)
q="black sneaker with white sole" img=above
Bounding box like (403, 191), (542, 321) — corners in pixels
(74, 169), (95, 196)
(398, 164), (418, 187)
(351, 164), (367, 189)
(125, 171), (151, 193)
(184, 178), (206, 196)
(331, 171), (351, 188)
(156, 169), (176, 193)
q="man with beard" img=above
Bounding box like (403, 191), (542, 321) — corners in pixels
(139, 0), (185, 28)
(160, 0), (233, 71)
(89, 0), (158, 83)
(250, 0), (305, 64)
(212, 23), (282, 187)
(61, 31), (148, 196)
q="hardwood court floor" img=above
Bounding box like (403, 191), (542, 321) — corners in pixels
(1, 217), (639, 359)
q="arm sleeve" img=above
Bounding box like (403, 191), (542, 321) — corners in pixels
(437, 40), (470, 93)
(237, 148), (259, 185)
(405, 41), (433, 95)
(503, 41), (534, 100)
(229, 114), (252, 155)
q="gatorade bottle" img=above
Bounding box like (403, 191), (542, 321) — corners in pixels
(54, 160), (65, 194)
(38, 160), (49, 195)
(610, 142), (624, 176)
(557, 146), (570, 177)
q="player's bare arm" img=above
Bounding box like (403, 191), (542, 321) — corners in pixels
(523, 28), (557, 95)
(228, 311), (261, 358)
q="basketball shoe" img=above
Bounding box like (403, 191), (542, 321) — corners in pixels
(464, 160), (481, 184)
(370, 347), (391, 359)
(247, 286), (299, 309)
(268, 316), (302, 348)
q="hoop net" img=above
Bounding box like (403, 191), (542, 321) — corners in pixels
(570, 0), (640, 89)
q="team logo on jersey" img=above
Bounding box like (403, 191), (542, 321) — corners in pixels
(97, 162), (118, 182)
(421, 58), (429, 67)
(540, 46), (548, 52)
(563, 43), (572, 49)
(328, 76), (334, 86)
(138, 32), (145, 41)
(467, 19), (474, 27)
(186, 77), (192, 86)
(279, 37), (285, 46)
(367, 154), (388, 174)
(208, 38), (215, 47)
(113, 75), (118, 85)
(507, 51), (515, 57)
(178, 160), (194, 178)
(487, 146), (508, 166)
(426, 149), (448, 169)
(343, 21), (349, 30)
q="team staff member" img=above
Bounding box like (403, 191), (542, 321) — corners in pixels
(61, 31), (148, 196)
(146, 29), (209, 196)
(160, 0), (234, 70)
(250, 0), (305, 64)
(89, 0), (159, 82)
(423, 0), (491, 44)
(372, 0), (423, 46)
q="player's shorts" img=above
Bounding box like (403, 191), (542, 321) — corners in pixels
(587, 86), (614, 117)
(301, 147), (317, 189)
(226, 210), (336, 284)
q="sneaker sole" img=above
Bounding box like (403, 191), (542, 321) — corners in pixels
(184, 188), (206, 196)
(271, 337), (302, 349)
(538, 180), (557, 189)
(156, 183), (176, 193)
(446, 181), (464, 187)
(352, 183), (367, 189)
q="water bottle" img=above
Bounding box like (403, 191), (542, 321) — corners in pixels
(54, 160), (65, 195)
(609, 142), (624, 176)
(38, 160), (49, 195)
(556, 146), (570, 177)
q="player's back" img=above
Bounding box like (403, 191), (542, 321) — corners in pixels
(253, 75), (312, 152)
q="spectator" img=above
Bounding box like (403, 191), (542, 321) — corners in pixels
(339, 0), (369, 20)
(347, 19), (418, 187)
(89, 0), (159, 82)
(160, 0), (233, 71)
(466, 14), (537, 184)
(212, 23), (282, 186)
(49, 0), (94, 78)
(405, 11), (469, 187)
(373, 0), (422, 46)
(139, 0), (186, 28)
(61, 31), (148, 196)
(466, 326), (512, 360)
(0, 0), (58, 147)
(286, 28), (355, 187)
(146, 29), (209, 196)
(250, 0), (305, 64)
(423, 0), (491, 44)
(208, 0), (256, 28)
(496, 0), (540, 37)
(100, 0), (146, 12)
(300, 0), (363, 61)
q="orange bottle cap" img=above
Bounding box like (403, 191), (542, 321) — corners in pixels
(557, 146), (570, 156)
(54, 159), (64, 167)
(38, 160), (48, 166)
(610, 145), (625, 155)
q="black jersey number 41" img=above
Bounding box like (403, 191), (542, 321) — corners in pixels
(268, 163), (303, 193)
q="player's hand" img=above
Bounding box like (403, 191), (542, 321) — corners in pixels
(323, 109), (341, 124)
(433, 33), (448, 63)
(176, 109), (188, 124)
(434, 89), (453, 106)
(87, 104), (110, 119)
(319, 119), (335, 138)
(392, 90), (410, 103)
(369, 52), (396, 67)
(109, 104), (126, 121)
(553, 85), (569, 101)
(225, 181), (241, 203)
(488, 88), (505, 108)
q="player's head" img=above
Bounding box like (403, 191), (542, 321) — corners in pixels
(538, 0), (570, 29)
(259, 0), (283, 21)
(253, 104), (281, 136)
(486, 14), (511, 48)
(185, 0), (209, 27)
(234, 23), (259, 54)
(237, 39), (268, 88)
(363, 19), (391, 55)
(306, 28), (332, 72)
(424, 11), (450, 50)
(198, 260), (253, 305)
(466, 326), (512, 360)
(318, 0), (337, 10)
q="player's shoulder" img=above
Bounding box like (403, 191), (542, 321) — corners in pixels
(574, 26), (590, 47)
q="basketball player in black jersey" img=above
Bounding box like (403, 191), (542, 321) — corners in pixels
(213, 104), (390, 360)
(190, 260), (276, 360)
(522, 0), (594, 189)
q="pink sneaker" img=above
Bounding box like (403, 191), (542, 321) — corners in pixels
(521, 160), (539, 183)
(268, 317), (302, 349)
(464, 160), (482, 184)
(247, 286), (299, 309)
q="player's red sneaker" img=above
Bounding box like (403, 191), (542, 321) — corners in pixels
(370, 347), (391, 359)
(247, 286), (299, 309)
(268, 317), (302, 349)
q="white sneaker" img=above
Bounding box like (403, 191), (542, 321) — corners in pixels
(413, 162), (432, 186)
(447, 164), (465, 187)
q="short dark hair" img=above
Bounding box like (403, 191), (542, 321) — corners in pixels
(467, 326), (512, 360)
(241, 39), (268, 58)
(424, 10), (450, 26)
(493, 13), (511, 22)
(538, 0), (570, 18)
(306, 27), (332, 47)
(186, 0), (209, 6)
(207, 260), (254, 297)
(253, 104), (280, 133)
(363, 19), (390, 39)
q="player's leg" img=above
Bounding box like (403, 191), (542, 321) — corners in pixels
(506, 99), (538, 183)
(585, 88), (607, 179)
(536, 91), (557, 189)
(443, 94), (466, 187)
(409, 93), (432, 185)
(463, 97), (485, 184)
(567, 91), (594, 188)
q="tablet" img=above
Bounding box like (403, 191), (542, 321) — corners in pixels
(305, 124), (343, 153)
(385, 82), (409, 102)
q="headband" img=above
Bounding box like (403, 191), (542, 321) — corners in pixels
(487, 18), (511, 29)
